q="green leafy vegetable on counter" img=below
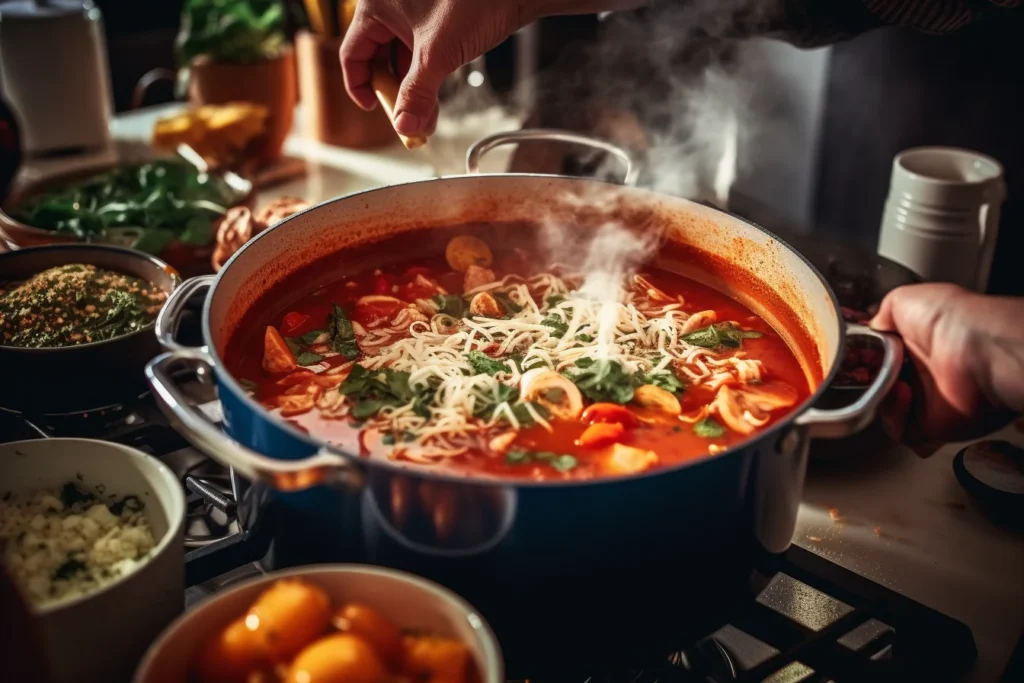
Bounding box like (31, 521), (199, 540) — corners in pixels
(13, 160), (238, 249)
(176, 0), (287, 68)
(466, 351), (511, 376)
(694, 417), (727, 438)
(327, 304), (360, 360)
(505, 450), (578, 473)
(682, 323), (764, 350)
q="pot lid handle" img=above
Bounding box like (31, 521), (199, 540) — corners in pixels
(466, 128), (639, 186)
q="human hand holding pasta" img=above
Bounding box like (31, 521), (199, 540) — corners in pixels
(339, 0), (646, 139)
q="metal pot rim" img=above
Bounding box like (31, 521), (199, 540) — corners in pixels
(194, 173), (853, 489)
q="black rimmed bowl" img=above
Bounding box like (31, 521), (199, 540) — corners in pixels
(0, 243), (181, 414)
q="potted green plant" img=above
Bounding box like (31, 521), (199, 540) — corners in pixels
(176, 0), (296, 165)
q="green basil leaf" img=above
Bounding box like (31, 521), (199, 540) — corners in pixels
(466, 350), (511, 376)
(283, 336), (304, 355)
(300, 329), (327, 344)
(506, 450), (532, 465)
(493, 292), (522, 315)
(546, 294), (566, 308)
(550, 455), (578, 473)
(295, 352), (324, 366)
(694, 417), (727, 438)
(327, 303), (360, 360)
(350, 400), (385, 420)
(432, 294), (467, 318)
(541, 315), (569, 338)
(682, 323), (764, 350)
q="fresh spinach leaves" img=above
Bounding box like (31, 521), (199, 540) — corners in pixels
(694, 417), (727, 438)
(466, 351), (511, 376)
(327, 304), (360, 360)
(682, 323), (763, 350)
(505, 449), (578, 473)
(432, 294), (467, 318)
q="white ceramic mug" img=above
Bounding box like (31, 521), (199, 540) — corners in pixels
(878, 147), (1006, 292)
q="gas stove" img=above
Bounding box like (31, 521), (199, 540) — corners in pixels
(1, 380), (989, 682)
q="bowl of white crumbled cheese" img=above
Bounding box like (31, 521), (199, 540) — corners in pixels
(0, 438), (185, 683)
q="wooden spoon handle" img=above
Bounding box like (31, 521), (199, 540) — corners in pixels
(370, 62), (427, 150)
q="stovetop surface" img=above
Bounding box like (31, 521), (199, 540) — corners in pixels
(0, 384), (982, 683)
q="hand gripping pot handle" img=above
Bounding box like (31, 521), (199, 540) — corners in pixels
(466, 128), (640, 186)
(796, 324), (905, 438)
(146, 277), (364, 492)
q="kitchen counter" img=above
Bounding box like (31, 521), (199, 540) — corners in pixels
(797, 425), (1024, 682)
(13, 103), (1024, 681)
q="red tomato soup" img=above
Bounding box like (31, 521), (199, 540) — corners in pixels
(226, 235), (813, 482)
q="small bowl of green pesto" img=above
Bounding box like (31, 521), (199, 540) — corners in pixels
(0, 157), (252, 278)
(0, 244), (181, 414)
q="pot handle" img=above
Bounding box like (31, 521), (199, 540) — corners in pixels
(795, 324), (904, 438)
(465, 129), (640, 186)
(155, 274), (216, 353)
(146, 349), (364, 492)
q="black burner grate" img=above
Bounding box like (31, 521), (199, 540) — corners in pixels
(0, 374), (980, 683)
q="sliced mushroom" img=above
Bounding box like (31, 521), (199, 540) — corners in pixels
(712, 382), (798, 435)
(469, 292), (505, 318)
(263, 326), (297, 374)
(633, 385), (682, 415)
(520, 369), (584, 420)
(356, 295), (404, 307)
(607, 443), (659, 475)
(680, 310), (718, 335)
(445, 235), (493, 272)
(391, 305), (429, 328)
(415, 298), (440, 316)
(315, 389), (348, 417)
(464, 264), (497, 292)
(432, 314), (461, 335)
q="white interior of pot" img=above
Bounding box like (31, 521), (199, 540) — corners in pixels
(210, 175), (840, 388)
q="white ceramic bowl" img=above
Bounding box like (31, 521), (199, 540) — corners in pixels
(134, 564), (504, 683)
(0, 438), (186, 683)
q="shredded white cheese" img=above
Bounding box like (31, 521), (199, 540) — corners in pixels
(346, 270), (762, 460)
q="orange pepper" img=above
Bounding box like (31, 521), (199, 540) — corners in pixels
(580, 403), (638, 427)
(577, 422), (625, 448)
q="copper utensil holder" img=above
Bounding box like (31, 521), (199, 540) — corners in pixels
(296, 30), (397, 149)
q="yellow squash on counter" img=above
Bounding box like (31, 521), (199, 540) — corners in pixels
(153, 103), (269, 167)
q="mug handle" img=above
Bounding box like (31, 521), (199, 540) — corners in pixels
(466, 129), (639, 186)
(795, 324), (905, 439)
(975, 178), (1006, 293)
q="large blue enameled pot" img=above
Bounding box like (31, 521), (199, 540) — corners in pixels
(146, 131), (902, 675)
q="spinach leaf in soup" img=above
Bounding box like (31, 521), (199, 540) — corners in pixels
(327, 304), (360, 360)
(682, 323), (763, 350)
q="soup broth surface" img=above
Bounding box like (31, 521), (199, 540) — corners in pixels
(226, 234), (812, 482)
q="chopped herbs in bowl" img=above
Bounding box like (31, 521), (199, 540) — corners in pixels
(9, 159), (245, 255)
(0, 263), (167, 348)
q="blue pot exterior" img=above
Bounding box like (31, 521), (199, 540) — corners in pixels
(217, 366), (806, 674)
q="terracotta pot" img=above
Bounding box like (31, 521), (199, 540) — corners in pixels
(188, 47), (298, 165)
(295, 30), (396, 149)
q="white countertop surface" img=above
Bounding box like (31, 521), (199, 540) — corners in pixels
(17, 103), (1024, 682)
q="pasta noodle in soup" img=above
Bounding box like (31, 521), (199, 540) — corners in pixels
(225, 234), (812, 482)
